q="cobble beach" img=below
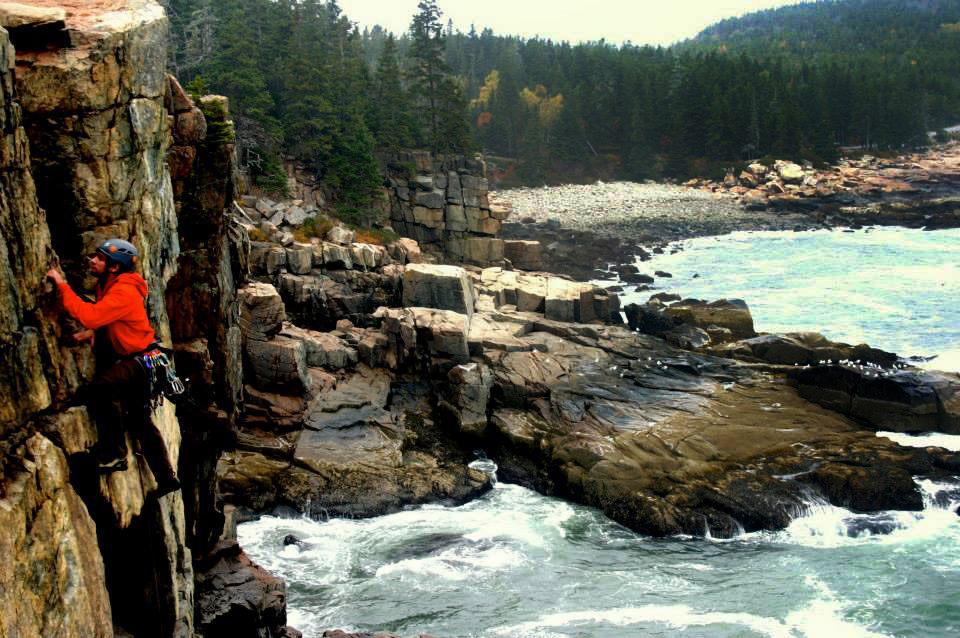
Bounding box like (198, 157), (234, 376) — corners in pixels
(492, 181), (810, 244)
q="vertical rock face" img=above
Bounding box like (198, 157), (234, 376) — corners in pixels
(0, 3), (196, 637)
(382, 151), (510, 266)
(0, 19), (114, 638)
(13, 0), (179, 339)
(0, 2), (289, 636)
(164, 76), (248, 557)
(0, 435), (112, 638)
(0, 21), (54, 454)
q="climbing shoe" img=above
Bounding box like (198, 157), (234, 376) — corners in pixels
(97, 457), (128, 474)
(154, 476), (181, 498)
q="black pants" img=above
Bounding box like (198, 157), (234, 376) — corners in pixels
(89, 358), (177, 482)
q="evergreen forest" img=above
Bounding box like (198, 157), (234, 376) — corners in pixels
(162, 0), (960, 211)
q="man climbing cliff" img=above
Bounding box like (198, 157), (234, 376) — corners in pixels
(47, 238), (181, 497)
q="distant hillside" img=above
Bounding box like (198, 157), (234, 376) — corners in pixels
(165, 0), (960, 196)
(684, 0), (960, 61)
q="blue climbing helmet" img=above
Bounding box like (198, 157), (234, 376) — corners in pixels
(97, 238), (139, 271)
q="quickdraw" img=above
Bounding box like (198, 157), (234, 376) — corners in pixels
(138, 348), (186, 409)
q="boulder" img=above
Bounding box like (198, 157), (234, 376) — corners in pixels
(714, 333), (897, 367)
(544, 278), (581, 323)
(778, 163), (805, 184)
(624, 303), (680, 335)
(326, 225), (355, 245)
(742, 189), (768, 210)
(388, 238), (423, 264)
(321, 242), (353, 270)
(515, 275), (546, 313)
(284, 206), (308, 226)
(489, 202), (512, 221)
(463, 237), (504, 265)
(747, 163), (768, 176)
(255, 198), (275, 216)
(238, 283), (285, 341)
(402, 264), (475, 319)
(195, 541), (293, 638)
(263, 244), (286, 275)
(438, 363), (493, 436)
(350, 243), (378, 270)
(793, 365), (954, 433)
(663, 324), (712, 350)
(282, 326), (357, 370)
(276, 231), (294, 247)
(285, 243), (313, 275)
(665, 298), (756, 340)
(503, 240), (542, 271)
(621, 272), (654, 284)
(245, 334), (311, 392)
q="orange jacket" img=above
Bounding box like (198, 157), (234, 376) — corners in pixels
(58, 272), (156, 356)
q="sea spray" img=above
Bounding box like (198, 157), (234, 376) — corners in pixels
(240, 478), (960, 638)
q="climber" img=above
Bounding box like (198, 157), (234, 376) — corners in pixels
(46, 238), (181, 497)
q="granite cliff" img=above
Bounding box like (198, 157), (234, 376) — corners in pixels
(0, 2), (293, 637)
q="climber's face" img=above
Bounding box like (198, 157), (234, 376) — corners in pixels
(89, 253), (107, 275)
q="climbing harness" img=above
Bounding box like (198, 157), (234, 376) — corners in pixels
(137, 347), (186, 409)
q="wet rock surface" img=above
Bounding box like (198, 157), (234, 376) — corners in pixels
(194, 540), (300, 638)
(223, 231), (960, 540)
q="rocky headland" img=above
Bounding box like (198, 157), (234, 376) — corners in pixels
(1, 3), (959, 638)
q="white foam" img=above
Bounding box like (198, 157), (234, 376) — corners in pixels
(493, 577), (892, 638)
(767, 477), (960, 549)
(491, 605), (795, 638)
(375, 556), (469, 582)
(785, 596), (890, 638)
(878, 431), (960, 452)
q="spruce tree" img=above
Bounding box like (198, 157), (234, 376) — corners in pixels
(408, 0), (450, 152)
(370, 35), (416, 150)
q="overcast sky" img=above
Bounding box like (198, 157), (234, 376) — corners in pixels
(337, 0), (811, 46)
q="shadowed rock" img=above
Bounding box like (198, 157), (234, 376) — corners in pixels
(665, 298), (756, 340)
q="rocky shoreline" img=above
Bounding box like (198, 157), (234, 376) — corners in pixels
(494, 144), (960, 280)
(495, 181), (803, 242)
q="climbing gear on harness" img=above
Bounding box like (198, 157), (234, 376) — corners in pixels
(136, 347), (186, 409)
